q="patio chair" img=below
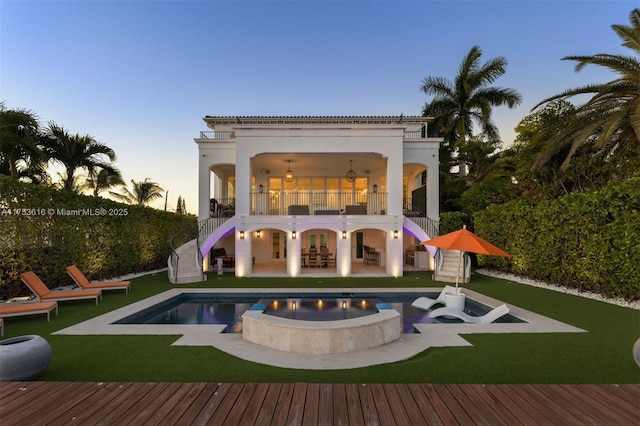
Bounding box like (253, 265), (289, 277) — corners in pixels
(429, 303), (510, 324)
(20, 271), (102, 305)
(411, 285), (459, 310)
(66, 265), (131, 294)
(0, 301), (59, 322)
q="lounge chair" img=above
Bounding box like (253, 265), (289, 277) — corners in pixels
(66, 265), (131, 294)
(411, 285), (459, 310)
(20, 271), (102, 305)
(0, 301), (59, 322)
(429, 303), (510, 324)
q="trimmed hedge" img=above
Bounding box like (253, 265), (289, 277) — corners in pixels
(0, 176), (195, 299)
(439, 211), (470, 234)
(474, 177), (640, 301)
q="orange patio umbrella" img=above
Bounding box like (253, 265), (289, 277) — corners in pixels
(421, 225), (510, 289)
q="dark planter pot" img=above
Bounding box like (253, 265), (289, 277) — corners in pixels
(0, 335), (52, 381)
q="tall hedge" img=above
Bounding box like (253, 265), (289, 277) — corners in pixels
(474, 177), (640, 301)
(0, 176), (195, 299)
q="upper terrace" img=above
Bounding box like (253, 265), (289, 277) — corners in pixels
(198, 115), (440, 140)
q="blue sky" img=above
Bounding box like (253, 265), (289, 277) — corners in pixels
(1, 0), (636, 213)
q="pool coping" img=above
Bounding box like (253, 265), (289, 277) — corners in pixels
(53, 287), (586, 370)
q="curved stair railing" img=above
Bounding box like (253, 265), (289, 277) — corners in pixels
(196, 216), (232, 256)
(168, 221), (201, 283)
(406, 216), (439, 238)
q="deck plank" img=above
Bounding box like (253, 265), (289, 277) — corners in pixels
(301, 383), (320, 426)
(317, 383), (333, 426)
(285, 382), (307, 426)
(253, 382), (283, 425)
(331, 383), (349, 426)
(345, 383), (366, 426)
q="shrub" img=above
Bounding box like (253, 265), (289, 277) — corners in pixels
(474, 177), (640, 301)
(439, 211), (470, 234)
(0, 176), (195, 299)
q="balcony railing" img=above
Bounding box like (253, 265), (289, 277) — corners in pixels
(249, 192), (387, 216)
(199, 130), (234, 139)
(208, 194), (433, 218)
(199, 127), (438, 140)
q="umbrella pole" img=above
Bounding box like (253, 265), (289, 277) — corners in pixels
(455, 250), (462, 294)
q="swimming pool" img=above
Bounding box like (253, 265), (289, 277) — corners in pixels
(113, 291), (525, 333)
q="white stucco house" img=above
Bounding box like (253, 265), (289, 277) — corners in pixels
(169, 115), (443, 283)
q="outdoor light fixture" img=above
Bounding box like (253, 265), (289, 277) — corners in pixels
(256, 230), (261, 238)
(345, 160), (357, 182)
(342, 231), (347, 239)
(292, 231), (296, 239)
(284, 159), (294, 182)
(258, 184), (263, 193)
(394, 230), (399, 239)
(373, 184), (378, 193)
(240, 231), (245, 239)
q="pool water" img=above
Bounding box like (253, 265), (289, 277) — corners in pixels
(260, 298), (381, 321)
(113, 292), (524, 333)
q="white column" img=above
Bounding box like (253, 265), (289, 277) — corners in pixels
(337, 230), (351, 277)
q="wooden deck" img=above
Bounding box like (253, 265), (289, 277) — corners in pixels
(0, 382), (638, 425)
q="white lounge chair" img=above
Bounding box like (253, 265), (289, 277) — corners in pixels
(411, 285), (459, 310)
(430, 303), (510, 324)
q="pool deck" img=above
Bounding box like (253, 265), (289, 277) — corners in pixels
(54, 287), (585, 370)
(1, 381), (638, 425)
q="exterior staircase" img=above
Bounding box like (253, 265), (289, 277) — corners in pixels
(168, 238), (207, 284)
(433, 249), (470, 284)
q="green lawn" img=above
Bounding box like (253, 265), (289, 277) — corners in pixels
(3, 270), (639, 384)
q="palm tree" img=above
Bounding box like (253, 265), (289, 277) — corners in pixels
(111, 178), (164, 205)
(82, 167), (124, 197)
(0, 104), (48, 182)
(421, 46), (522, 176)
(531, 8), (640, 170)
(41, 122), (118, 191)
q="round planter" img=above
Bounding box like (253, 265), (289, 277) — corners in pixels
(633, 338), (640, 368)
(0, 335), (52, 381)
(445, 293), (466, 311)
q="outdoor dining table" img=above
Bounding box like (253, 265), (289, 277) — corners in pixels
(301, 252), (335, 267)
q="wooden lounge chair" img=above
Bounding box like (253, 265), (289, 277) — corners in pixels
(20, 271), (102, 305)
(0, 301), (59, 322)
(66, 265), (131, 294)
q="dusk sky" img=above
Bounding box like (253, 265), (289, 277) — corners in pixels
(1, 0), (635, 213)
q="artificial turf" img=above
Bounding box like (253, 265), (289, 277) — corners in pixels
(2, 270), (639, 384)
